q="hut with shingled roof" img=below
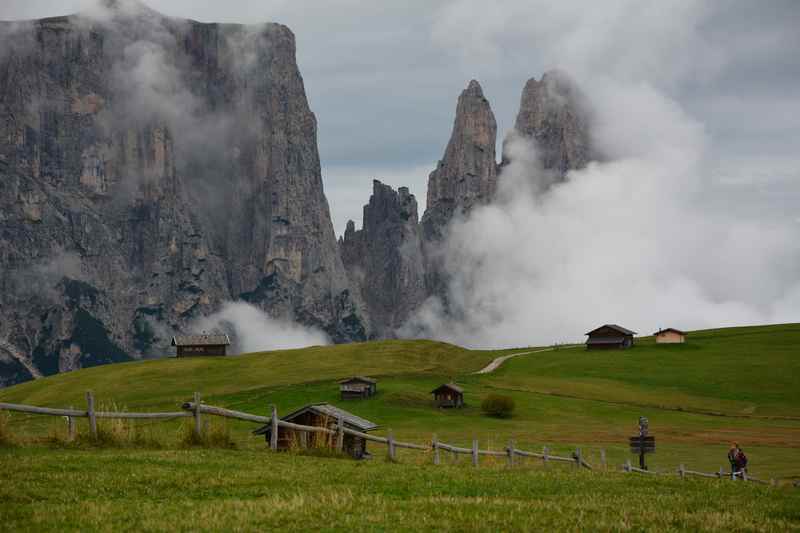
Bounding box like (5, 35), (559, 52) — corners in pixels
(431, 383), (464, 408)
(653, 327), (687, 344)
(253, 403), (378, 459)
(585, 324), (637, 350)
(339, 376), (378, 399)
(171, 333), (231, 357)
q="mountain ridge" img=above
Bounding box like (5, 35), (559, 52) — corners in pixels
(0, 3), (592, 386)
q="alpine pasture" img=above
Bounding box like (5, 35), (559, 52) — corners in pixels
(1, 324), (799, 531)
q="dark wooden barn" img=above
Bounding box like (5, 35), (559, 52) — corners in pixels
(585, 324), (637, 350)
(431, 383), (464, 408)
(339, 376), (378, 400)
(171, 334), (231, 357)
(253, 403), (378, 459)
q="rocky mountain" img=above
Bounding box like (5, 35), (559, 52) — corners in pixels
(503, 70), (592, 190)
(0, 3), (594, 386)
(0, 0), (366, 386)
(421, 80), (498, 243)
(339, 181), (426, 339)
(342, 75), (593, 337)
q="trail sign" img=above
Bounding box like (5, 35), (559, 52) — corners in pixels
(630, 417), (655, 470)
(629, 435), (656, 454)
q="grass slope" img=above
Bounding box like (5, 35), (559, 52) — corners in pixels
(1, 324), (799, 481)
(486, 324), (800, 417)
(1, 448), (799, 532)
(0, 340), (505, 410)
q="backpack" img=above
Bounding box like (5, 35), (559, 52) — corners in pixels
(737, 450), (748, 468)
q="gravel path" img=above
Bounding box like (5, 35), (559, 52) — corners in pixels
(473, 345), (580, 374)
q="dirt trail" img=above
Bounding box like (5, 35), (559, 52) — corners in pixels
(474, 346), (579, 374)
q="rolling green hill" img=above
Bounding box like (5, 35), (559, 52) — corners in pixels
(1, 324), (799, 478)
(0, 340), (507, 410)
(2, 324), (800, 531)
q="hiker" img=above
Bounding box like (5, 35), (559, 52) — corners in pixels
(728, 443), (740, 472)
(728, 442), (748, 475)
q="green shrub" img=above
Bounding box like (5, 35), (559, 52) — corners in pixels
(481, 394), (515, 418)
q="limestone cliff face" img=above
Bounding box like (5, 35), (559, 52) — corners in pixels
(340, 180), (426, 338)
(342, 74), (593, 330)
(0, 1), (366, 386)
(418, 80), (498, 302)
(504, 70), (592, 186)
(422, 80), (498, 243)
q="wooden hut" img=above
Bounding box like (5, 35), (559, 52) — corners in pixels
(253, 403), (378, 459)
(585, 324), (637, 350)
(171, 334), (231, 357)
(654, 327), (687, 344)
(339, 377), (378, 400)
(431, 383), (464, 408)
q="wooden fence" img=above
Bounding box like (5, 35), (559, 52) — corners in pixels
(623, 459), (781, 486)
(0, 394), (793, 488)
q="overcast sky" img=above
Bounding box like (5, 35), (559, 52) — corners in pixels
(1, 0), (798, 236)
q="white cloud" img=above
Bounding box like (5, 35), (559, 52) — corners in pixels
(402, 2), (800, 348)
(192, 301), (330, 354)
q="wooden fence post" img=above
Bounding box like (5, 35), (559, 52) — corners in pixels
(86, 391), (97, 439)
(270, 405), (279, 451)
(742, 470), (748, 481)
(600, 449), (606, 470)
(679, 464), (685, 480)
(67, 405), (76, 442)
(336, 415), (344, 453)
(718, 467), (724, 479)
(507, 440), (515, 467)
(574, 448), (582, 469)
(543, 446), (549, 466)
(432, 434), (440, 465)
(471, 439), (479, 467)
(625, 459), (631, 472)
(387, 429), (396, 461)
(193, 392), (202, 439)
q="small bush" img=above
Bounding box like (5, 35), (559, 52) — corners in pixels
(481, 394), (515, 418)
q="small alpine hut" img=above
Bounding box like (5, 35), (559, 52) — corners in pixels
(431, 383), (464, 408)
(253, 403), (378, 459)
(585, 324), (637, 350)
(171, 333), (231, 357)
(339, 376), (378, 400)
(654, 327), (687, 344)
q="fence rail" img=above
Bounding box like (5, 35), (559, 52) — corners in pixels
(1, 394), (793, 488)
(623, 461), (782, 486)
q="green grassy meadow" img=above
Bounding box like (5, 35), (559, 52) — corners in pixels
(1, 324), (799, 531)
(1, 448), (799, 532)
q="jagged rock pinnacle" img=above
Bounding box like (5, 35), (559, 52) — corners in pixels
(422, 79), (498, 240)
(506, 69), (591, 180)
(340, 180), (426, 338)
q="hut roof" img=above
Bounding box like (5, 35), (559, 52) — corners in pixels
(339, 376), (377, 385)
(253, 403), (378, 436)
(585, 324), (637, 336)
(654, 327), (687, 336)
(431, 383), (463, 395)
(171, 334), (231, 346)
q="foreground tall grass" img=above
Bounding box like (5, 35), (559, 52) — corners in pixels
(0, 411), (13, 447)
(1, 447), (798, 532)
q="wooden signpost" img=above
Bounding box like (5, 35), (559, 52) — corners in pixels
(629, 416), (655, 470)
